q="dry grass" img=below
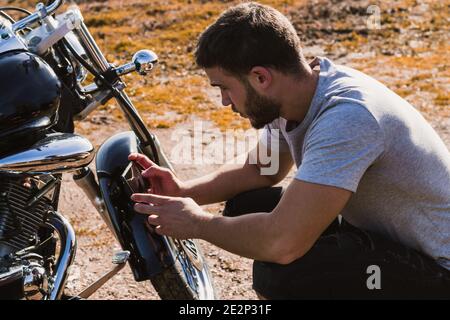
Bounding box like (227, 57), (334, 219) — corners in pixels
(6, 0), (449, 129)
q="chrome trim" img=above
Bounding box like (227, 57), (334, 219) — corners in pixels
(165, 237), (216, 300)
(152, 133), (175, 171)
(0, 19), (27, 54)
(115, 62), (136, 77)
(132, 49), (158, 76)
(0, 34), (27, 54)
(178, 239), (204, 271)
(115, 49), (158, 77)
(23, 259), (48, 300)
(11, 0), (64, 33)
(73, 21), (110, 72)
(46, 212), (76, 300)
(0, 133), (95, 174)
(0, 265), (23, 286)
(73, 168), (113, 233)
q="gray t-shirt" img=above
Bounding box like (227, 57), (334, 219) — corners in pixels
(261, 57), (450, 270)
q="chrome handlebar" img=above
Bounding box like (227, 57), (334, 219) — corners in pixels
(12, 0), (64, 32)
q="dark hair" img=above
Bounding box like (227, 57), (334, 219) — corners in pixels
(195, 2), (305, 77)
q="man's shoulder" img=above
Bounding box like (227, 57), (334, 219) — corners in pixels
(304, 102), (385, 153)
(313, 102), (380, 131)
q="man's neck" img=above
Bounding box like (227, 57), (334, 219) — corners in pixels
(278, 64), (320, 124)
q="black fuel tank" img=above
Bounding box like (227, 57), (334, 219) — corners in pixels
(0, 50), (62, 144)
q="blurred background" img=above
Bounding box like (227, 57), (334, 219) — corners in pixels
(6, 0), (448, 131)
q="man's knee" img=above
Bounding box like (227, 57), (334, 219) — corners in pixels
(252, 259), (313, 300)
(251, 228), (387, 299)
(223, 187), (284, 217)
(255, 291), (268, 300)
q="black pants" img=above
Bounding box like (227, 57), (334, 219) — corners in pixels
(223, 187), (450, 299)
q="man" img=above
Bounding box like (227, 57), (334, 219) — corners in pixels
(130, 2), (450, 299)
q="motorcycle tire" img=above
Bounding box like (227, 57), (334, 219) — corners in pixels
(150, 238), (216, 300)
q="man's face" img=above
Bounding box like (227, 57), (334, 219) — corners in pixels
(205, 67), (281, 129)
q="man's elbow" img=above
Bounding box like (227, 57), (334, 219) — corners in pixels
(249, 165), (279, 188)
(267, 239), (312, 265)
(272, 251), (304, 265)
(260, 170), (287, 187)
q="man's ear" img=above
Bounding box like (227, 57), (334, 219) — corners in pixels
(248, 66), (272, 91)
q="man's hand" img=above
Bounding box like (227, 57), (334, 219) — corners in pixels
(128, 153), (186, 197)
(131, 193), (212, 240)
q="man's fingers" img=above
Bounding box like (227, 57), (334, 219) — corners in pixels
(128, 153), (156, 169)
(142, 166), (168, 178)
(131, 193), (172, 205)
(133, 203), (161, 215)
(142, 167), (158, 178)
(147, 214), (160, 226)
(154, 225), (165, 236)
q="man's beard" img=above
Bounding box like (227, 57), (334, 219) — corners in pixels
(243, 80), (281, 129)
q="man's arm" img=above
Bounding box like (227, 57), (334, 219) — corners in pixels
(182, 143), (293, 205)
(133, 179), (352, 264)
(197, 179), (352, 264)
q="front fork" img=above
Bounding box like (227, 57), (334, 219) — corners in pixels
(73, 167), (114, 234)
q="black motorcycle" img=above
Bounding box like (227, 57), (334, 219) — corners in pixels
(0, 0), (216, 300)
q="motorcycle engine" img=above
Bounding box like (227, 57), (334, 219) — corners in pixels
(0, 176), (56, 300)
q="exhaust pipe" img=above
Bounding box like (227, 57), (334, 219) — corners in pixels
(46, 212), (77, 300)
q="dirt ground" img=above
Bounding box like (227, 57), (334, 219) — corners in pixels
(36, 0), (448, 299)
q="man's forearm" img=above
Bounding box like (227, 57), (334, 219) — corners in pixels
(180, 145), (293, 205)
(182, 162), (273, 205)
(197, 212), (286, 263)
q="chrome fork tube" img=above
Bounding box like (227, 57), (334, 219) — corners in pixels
(73, 168), (105, 215)
(73, 168), (114, 233)
(73, 21), (110, 72)
(46, 212), (76, 300)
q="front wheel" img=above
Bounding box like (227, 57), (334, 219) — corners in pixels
(150, 238), (216, 300)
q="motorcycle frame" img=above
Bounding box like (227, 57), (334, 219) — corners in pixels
(1, 0), (189, 298)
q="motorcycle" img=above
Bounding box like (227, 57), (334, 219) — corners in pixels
(0, 0), (216, 300)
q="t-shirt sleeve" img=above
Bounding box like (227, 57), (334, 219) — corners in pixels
(296, 104), (385, 192)
(259, 119), (291, 153)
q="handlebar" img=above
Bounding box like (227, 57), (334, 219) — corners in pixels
(11, 0), (64, 32)
(7, 0), (161, 163)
